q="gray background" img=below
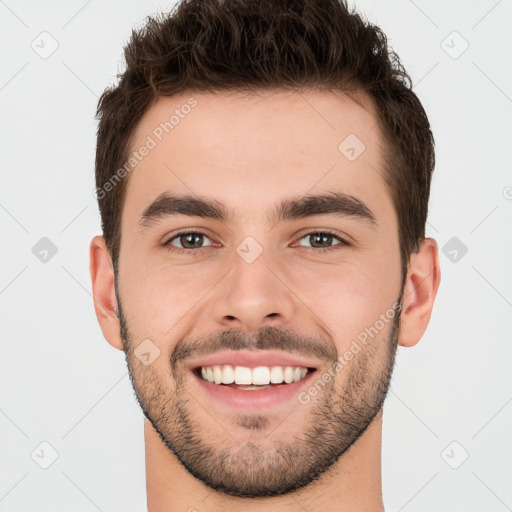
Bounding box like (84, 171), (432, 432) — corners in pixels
(1, 0), (511, 510)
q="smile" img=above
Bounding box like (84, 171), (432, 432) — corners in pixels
(191, 366), (318, 410)
(198, 364), (311, 388)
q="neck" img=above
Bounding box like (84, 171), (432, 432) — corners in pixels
(145, 409), (385, 512)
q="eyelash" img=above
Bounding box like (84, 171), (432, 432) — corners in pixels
(163, 229), (350, 255)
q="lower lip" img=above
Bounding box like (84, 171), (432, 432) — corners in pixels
(191, 369), (317, 410)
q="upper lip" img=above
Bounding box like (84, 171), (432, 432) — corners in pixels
(186, 350), (321, 371)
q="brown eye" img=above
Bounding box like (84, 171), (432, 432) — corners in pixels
(166, 232), (213, 251)
(298, 232), (347, 250)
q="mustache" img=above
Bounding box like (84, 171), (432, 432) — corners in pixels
(170, 326), (337, 374)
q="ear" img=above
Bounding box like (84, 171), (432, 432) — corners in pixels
(89, 235), (124, 350)
(398, 237), (441, 348)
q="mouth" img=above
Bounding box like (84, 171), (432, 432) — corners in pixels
(193, 364), (316, 389)
(190, 362), (318, 409)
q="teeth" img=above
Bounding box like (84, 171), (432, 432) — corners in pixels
(252, 366), (270, 385)
(221, 364), (235, 384)
(213, 365), (223, 384)
(283, 366), (294, 383)
(234, 366), (252, 385)
(270, 366), (283, 383)
(198, 364), (310, 385)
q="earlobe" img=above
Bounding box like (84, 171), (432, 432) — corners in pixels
(89, 235), (124, 351)
(398, 237), (441, 348)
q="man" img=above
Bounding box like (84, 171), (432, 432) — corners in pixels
(89, 0), (440, 510)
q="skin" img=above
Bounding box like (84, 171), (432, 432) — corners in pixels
(90, 89), (440, 511)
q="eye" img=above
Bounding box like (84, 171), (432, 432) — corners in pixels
(164, 231), (213, 254)
(162, 229), (350, 256)
(296, 230), (350, 252)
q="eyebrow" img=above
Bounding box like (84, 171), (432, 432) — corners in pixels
(139, 191), (377, 229)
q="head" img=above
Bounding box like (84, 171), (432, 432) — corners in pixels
(90, 0), (440, 499)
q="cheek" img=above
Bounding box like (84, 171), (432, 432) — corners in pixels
(120, 256), (217, 338)
(289, 254), (400, 349)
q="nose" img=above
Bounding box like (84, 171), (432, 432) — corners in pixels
(212, 249), (296, 333)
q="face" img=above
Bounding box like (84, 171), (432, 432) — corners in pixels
(114, 89), (405, 497)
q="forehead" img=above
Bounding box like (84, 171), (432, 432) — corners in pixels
(123, 89), (394, 228)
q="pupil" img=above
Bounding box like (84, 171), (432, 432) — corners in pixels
(311, 233), (331, 247)
(183, 233), (202, 248)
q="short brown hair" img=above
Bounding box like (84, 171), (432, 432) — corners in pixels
(95, 0), (435, 272)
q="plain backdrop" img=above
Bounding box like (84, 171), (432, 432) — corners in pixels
(1, 0), (511, 510)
